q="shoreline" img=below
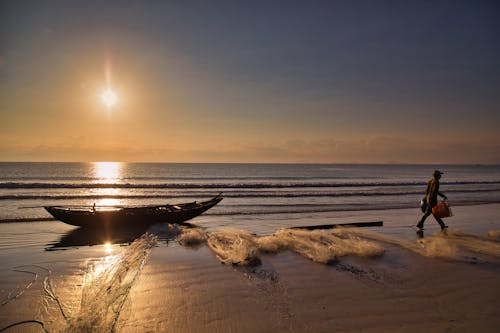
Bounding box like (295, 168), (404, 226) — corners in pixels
(2, 201), (500, 225)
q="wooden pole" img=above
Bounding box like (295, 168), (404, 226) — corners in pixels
(291, 221), (383, 230)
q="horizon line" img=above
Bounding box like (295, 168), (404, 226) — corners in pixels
(0, 161), (498, 166)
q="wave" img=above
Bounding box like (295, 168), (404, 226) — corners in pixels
(1, 180), (500, 189)
(206, 200), (498, 216)
(0, 175), (360, 181)
(2, 188), (500, 201)
(3, 200), (499, 224)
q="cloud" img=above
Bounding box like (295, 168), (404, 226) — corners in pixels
(1, 134), (500, 164)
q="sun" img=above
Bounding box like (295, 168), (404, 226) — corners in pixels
(100, 88), (118, 109)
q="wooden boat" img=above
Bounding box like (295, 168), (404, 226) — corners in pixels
(45, 194), (223, 229)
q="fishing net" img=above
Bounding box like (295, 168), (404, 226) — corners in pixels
(177, 228), (208, 246)
(179, 227), (500, 265)
(0, 233), (157, 333)
(66, 233), (157, 332)
(206, 229), (261, 266)
(275, 229), (385, 264)
(179, 228), (384, 265)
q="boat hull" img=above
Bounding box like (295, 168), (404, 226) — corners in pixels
(45, 195), (222, 229)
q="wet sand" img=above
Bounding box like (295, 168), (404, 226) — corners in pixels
(121, 241), (500, 333)
(1, 206), (500, 332)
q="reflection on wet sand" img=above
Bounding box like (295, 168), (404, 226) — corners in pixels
(416, 229), (424, 239)
(46, 222), (196, 250)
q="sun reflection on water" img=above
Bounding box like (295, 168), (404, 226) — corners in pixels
(92, 162), (124, 207)
(70, 235), (156, 332)
(95, 197), (123, 208)
(93, 162), (122, 183)
(92, 244), (116, 277)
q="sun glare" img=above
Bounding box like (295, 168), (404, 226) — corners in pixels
(92, 162), (124, 207)
(101, 88), (118, 109)
(94, 161), (121, 182)
(104, 242), (113, 254)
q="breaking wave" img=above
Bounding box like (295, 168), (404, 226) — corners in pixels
(2, 180), (500, 189)
(4, 188), (500, 201)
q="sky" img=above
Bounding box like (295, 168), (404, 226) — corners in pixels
(1, 0), (500, 163)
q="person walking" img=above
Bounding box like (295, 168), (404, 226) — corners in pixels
(417, 170), (448, 230)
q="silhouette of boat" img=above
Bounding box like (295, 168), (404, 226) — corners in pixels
(45, 194), (222, 229)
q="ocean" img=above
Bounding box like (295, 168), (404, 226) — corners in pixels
(1, 162), (500, 233)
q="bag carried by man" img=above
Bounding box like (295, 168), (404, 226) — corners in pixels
(420, 198), (428, 213)
(432, 200), (453, 218)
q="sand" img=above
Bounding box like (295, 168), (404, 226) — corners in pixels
(1, 206), (500, 332)
(122, 240), (500, 333)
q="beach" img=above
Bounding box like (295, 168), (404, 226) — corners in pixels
(1, 203), (499, 332)
(3, 0), (500, 330)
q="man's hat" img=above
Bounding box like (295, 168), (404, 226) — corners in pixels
(433, 170), (444, 177)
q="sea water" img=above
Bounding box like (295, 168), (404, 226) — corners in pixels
(1, 162), (500, 228)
